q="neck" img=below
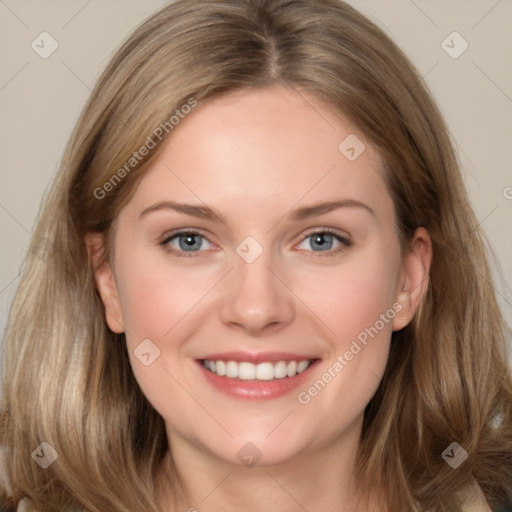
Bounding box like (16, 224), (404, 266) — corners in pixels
(157, 416), (384, 512)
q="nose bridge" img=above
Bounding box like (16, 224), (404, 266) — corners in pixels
(219, 238), (295, 334)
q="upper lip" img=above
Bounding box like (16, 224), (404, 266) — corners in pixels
(198, 351), (318, 364)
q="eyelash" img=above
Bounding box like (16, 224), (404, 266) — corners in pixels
(159, 228), (352, 258)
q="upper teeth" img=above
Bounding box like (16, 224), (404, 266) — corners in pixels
(202, 360), (312, 380)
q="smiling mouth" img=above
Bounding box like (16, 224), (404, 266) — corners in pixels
(200, 359), (317, 380)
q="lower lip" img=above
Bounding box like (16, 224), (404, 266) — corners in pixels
(197, 360), (320, 400)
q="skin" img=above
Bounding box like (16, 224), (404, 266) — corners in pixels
(89, 84), (432, 511)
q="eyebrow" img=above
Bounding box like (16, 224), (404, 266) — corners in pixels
(138, 199), (375, 222)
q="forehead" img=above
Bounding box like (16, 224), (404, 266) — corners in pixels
(121, 85), (393, 224)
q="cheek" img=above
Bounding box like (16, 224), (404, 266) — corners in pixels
(117, 256), (220, 344)
(114, 258), (220, 415)
(291, 248), (400, 431)
(117, 238), (400, 369)
(296, 249), (400, 349)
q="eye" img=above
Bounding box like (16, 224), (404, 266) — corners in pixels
(160, 231), (214, 256)
(159, 228), (351, 258)
(296, 229), (351, 256)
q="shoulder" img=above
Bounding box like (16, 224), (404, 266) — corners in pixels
(13, 500), (38, 512)
(17, 501), (33, 512)
(455, 481), (492, 512)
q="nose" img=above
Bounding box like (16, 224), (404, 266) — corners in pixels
(219, 246), (295, 336)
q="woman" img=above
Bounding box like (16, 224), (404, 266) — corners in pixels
(1, 0), (511, 510)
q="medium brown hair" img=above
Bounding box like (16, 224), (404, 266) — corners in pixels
(2, 0), (511, 510)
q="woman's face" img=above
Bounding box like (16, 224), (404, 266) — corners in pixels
(93, 85), (430, 467)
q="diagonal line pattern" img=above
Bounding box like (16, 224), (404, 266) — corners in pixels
(472, 61), (512, 104)
(420, 61), (439, 81)
(475, 205), (499, 229)
(0, 271), (21, 296)
(472, 0), (502, 30)
(265, 266), (336, 335)
(495, 287), (512, 310)
(0, 0), (29, 28)
(396, 61), (438, 110)
(0, 62), (29, 92)
(0, 202), (29, 233)
(266, 164), (337, 234)
(61, 0), (93, 30)
(407, 0), (439, 28)
(265, 471), (311, 511)
(164, 268), (234, 337)
(265, 410), (295, 438)
(281, 78), (337, 131)
(199, 471), (233, 503)
(61, 60), (92, 91)
(162, 366), (234, 438)
(162, 163), (233, 234)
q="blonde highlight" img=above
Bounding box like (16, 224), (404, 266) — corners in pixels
(1, 1), (511, 511)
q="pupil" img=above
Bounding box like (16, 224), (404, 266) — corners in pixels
(180, 234), (201, 250)
(313, 233), (332, 251)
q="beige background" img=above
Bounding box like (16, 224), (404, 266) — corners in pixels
(0, 0), (511, 352)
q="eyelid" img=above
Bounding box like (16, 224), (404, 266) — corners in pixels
(160, 227), (211, 244)
(159, 227), (352, 257)
(294, 228), (352, 257)
(297, 226), (351, 242)
(159, 229), (217, 257)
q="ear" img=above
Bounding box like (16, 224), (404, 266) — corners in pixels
(392, 227), (432, 331)
(85, 233), (125, 333)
